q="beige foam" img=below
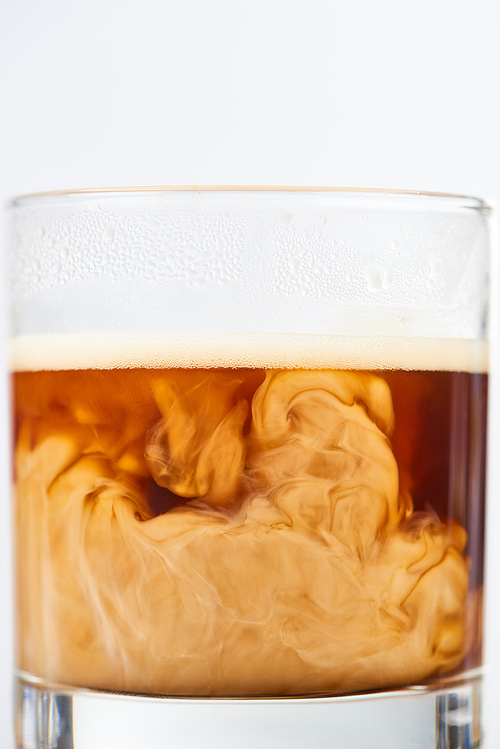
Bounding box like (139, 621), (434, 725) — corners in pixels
(9, 331), (488, 373)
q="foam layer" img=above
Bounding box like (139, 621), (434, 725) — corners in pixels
(9, 332), (488, 373)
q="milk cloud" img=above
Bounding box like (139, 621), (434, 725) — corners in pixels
(12, 334), (484, 696)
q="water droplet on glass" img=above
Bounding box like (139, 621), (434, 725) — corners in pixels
(102, 226), (115, 243)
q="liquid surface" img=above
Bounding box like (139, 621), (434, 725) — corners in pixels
(9, 332), (488, 372)
(12, 334), (487, 697)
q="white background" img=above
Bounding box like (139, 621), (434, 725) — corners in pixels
(0, 1), (499, 747)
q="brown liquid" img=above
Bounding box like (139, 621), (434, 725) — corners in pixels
(12, 366), (486, 696)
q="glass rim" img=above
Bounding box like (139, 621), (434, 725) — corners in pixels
(9, 185), (490, 211)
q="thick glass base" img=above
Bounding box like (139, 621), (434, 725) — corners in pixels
(15, 671), (482, 749)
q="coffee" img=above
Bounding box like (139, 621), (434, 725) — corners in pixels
(12, 333), (486, 697)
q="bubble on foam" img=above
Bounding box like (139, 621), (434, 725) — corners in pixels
(9, 331), (488, 373)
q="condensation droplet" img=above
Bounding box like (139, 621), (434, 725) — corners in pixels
(102, 225), (115, 243)
(365, 265), (382, 292)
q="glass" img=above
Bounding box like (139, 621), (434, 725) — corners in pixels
(8, 187), (490, 748)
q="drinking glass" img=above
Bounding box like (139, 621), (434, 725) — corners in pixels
(8, 187), (490, 749)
